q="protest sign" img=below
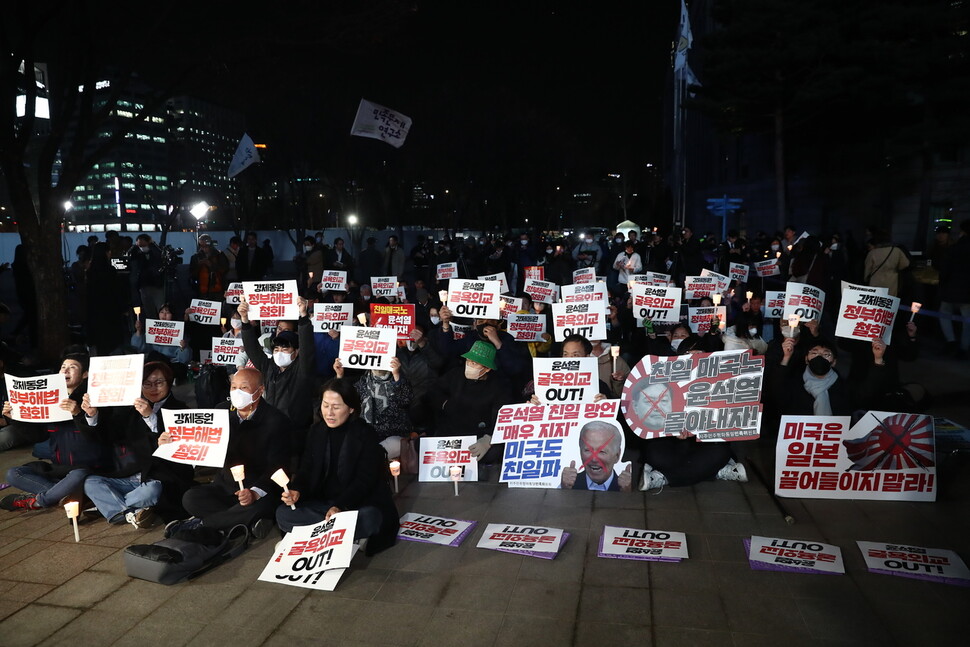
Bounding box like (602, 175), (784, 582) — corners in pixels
(153, 409), (230, 468)
(370, 303), (415, 341)
(259, 512), (359, 591)
(524, 266), (544, 281)
(396, 285), (408, 301)
(857, 541), (970, 587)
(479, 272), (510, 295)
(320, 270), (348, 293)
(312, 303), (354, 333)
(687, 306), (727, 334)
(729, 262), (750, 284)
(622, 350), (764, 441)
(532, 358), (599, 404)
(506, 313), (547, 342)
(476, 523), (568, 559)
(397, 513), (477, 547)
(560, 282), (608, 305)
(783, 281), (825, 322)
(598, 527), (689, 562)
(144, 319), (184, 347)
(775, 413), (936, 501)
(700, 268), (729, 293)
(765, 291), (786, 319)
(835, 288), (899, 345)
(754, 258), (781, 277)
(4, 373), (71, 423)
(211, 337), (244, 366)
(551, 301), (607, 342)
(259, 320), (278, 337)
(745, 536), (844, 575)
(493, 400), (629, 489)
(451, 322), (470, 340)
(498, 295), (522, 320)
(200, 350), (212, 365)
(188, 299), (221, 325)
(840, 280), (889, 296)
(684, 276), (716, 300)
(418, 436), (479, 482)
(630, 285), (682, 323)
(447, 279), (501, 320)
(523, 278), (556, 305)
(338, 326), (396, 370)
(243, 280), (299, 320)
(224, 282), (244, 304)
(436, 262), (457, 281)
(370, 276), (397, 298)
(572, 267), (595, 284)
(350, 98), (411, 148)
(88, 354), (144, 407)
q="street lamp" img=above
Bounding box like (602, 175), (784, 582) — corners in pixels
(190, 201), (209, 240)
(347, 214), (358, 226)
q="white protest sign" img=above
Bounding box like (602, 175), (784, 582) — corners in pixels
(754, 258), (781, 277)
(645, 271), (672, 285)
(228, 133), (260, 178)
(312, 303), (354, 333)
(224, 282), (244, 305)
(775, 413), (936, 501)
(746, 536), (845, 575)
(532, 357), (599, 404)
(560, 282), (608, 305)
(320, 270), (348, 293)
(243, 280), (300, 321)
(478, 272), (510, 295)
(154, 409), (230, 468)
(684, 276), (716, 300)
(370, 276), (397, 298)
(260, 320), (278, 336)
(783, 281), (825, 322)
(599, 527), (689, 562)
(451, 322), (470, 340)
(144, 319), (185, 347)
(5, 373), (71, 423)
(418, 436), (479, 482)
(189, 299), (221, 325)
(630, 284), (682, 323)
(211, 337), (244, 366)
(476, 523), (567, 559)
(835, 289), (899, 345)
(729, 262), (750, 284)
(687, 306), (727, 334)
(338, 326), (396, 370)
(551, 301), (607, 342)
(857, 541), (970, 587)
(498, 295), (522, 320)
(350, 98), (411, 149)
(397, 513), (477, 547)
(506, 313), (547, 342)
(765, 291), (786, 319)
(447, 279), (501, 320)
(700, 268), (729, 293)
(258, 512), (359, 591)
(200, 350), (212, 365)
(839, 281), (889, 296)
(87, 354), (144, 408)
(524, 278), (557, 304)
(436, 262), (457, 281)
(572, 268), (595, 284)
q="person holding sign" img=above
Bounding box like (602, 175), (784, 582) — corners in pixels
(613, 241), (643, 288)
(78, 362), (192, 527)
(333, 355), (413, 459)
(166, 368), (290, 537)
(130, 303), (191, 376)
(276, 378), (399, 556)
(560, 421), (632, 492)
(432, 303), (531, 388)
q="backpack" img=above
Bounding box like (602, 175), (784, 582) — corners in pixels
(123, 524), (249, 585)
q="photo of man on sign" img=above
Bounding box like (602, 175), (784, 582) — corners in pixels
(559, 421), (631, 492)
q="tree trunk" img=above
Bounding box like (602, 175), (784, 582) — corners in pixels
(18, 208), (70, 366)
(774, 105), (787, 231)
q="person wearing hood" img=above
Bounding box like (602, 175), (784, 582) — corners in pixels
(590, 339), (630, 398)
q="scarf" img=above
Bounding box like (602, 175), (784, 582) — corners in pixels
(802, 366), (837, 415)
(361, 373), (395, 424)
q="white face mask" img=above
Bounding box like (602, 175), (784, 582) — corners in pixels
(230, 318), (242, 330)
(274, 351), (295, 368)
(372, 369), (391, 380)
(748, 327), (759, 336)
(406, 340), (416, 351)
(771, 244), (781, 251)
(304, 245), (313, 253)
(830, 243), (839, 251)
(464, 364), (484, 380)
(430, 316), (441, 325)
(546, 248), (553, 255)
(230, 389), (256, 409)
(671, 338), (684, 350)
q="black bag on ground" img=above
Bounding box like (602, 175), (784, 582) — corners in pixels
(123, 524), (248, 585)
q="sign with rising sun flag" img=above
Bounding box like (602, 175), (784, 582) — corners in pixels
(775, 413), (936, 502)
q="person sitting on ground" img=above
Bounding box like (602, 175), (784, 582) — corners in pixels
(334, 355), (413, 459)
(722, 308), (768, 355)
(131, 303), (192, 379)
(526, 334), (612, 403)
(276, 378), (399, 555)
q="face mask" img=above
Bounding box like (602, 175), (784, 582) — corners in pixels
(476, 324), (489, 338)
(505, 241), (513, 247)
(830, 243), (839, 251)
(430, 316), (441, 325)
(230, 318), (242, 330)
(464, 364), (483, 380)
(665, 260), (673, 269)
(140, 246), (150, 253)
(406, 340), (416, 351)
(363, 295), (370, 301)
(748, 327), (758, 337)
(274, 351), (295, 368)
(520, 240), (528, 246)
(671, 338), (684, 350)
(304, 245), (313, 253)
(771, 244), (781, 251)
(372, 370), (391, 380)
(230, 389), (256, 409)
(808, 356), (832, 376)
(615, 237), (623, 244)
(545, 248), (553, 255)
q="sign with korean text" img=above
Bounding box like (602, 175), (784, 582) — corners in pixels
(320, 270), (347, 293)
(765, 291), (786, 319)
(418, 436), (478, 482)
(857, 541), (970, 587)
(687, 306), (727, 334)
(370, 303), (415, 341)
(524, 266), (544, 281)
(746, 536), (845, 575)
(259, 512), (359, 591)
(775, 413), (936, 501)
(499, 295), (522, 320)
(144, 319), (185, 347)
(243, 280), (300, 320)
(476, 523), (568, 559)
(447, 279), (501, 320)
(350, 98), (411, 148)
(211, 336), (244, 366)
(572, 268), (595, 284)
(700, 268), (729, 293)
(560, 282), (608, 305)
(551, 301), (607, 342)
(523, 278), (556, 305)
(783, 282), (825, 322)
(630, 284), (682, 323)
(755, 258), (781, 277)
(397, 513), (477, 547)
(189, 299), (221, 326)
(506, 313), (547, 342)
(684, 276), (716, 300)
(370, 276), (397, 298)
(436, 262), (457, 281)
(88, 354), (144, 407)
(532, 357), (598, 403)
(478, 272), (510, 295)
(338, 326), (396, 370)
(598, 527), (689, 562)
(4, 373), (71, 423)
(621, 350), (764, 442)
(835, 289), (899, 345)
(224, 282), (244, 304)
(729, 262), (750, 284)
(312, 303), (354, 333)
(840, 281), (889, 296)
(154, 409), (230, 468)
(260, 320), (278, 336)
(451, 322), (470, 340)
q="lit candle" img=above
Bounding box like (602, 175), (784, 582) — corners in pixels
(776, 251), (781, 258)
(450, 465), (462, 496)
(220, 317), (227, 327)
(746, 291), (753, 300)
(712, 293), (722, 306)
(910, 302), (921, 322)
(133, 306), (141, 317)
(610, 345), (620, 373)
(64, 501), (80, 542)
(230, 464), (245, 491)
(786, 315), (800, 338)
(308, 271), (315, 281)
(270, 468), (295, 510)
(628, 279), (637, 288)
(438, 289), (448, 304)
(389, 460), (401, 493)
(357, 313), (367, 325)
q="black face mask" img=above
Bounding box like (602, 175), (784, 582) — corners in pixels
(476, 324), (489, 338)
(808, 356), (832, 376)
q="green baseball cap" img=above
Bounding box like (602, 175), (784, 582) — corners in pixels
(461, 340), (497, 370)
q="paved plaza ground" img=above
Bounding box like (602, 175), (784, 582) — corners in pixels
(0, 338), (968, 646)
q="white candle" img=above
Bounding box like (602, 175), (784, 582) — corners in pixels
(712, 293), (722, 306)
(786, 315), (800, 338)
(610, 345), (620, 372)
(357, 313), (367, 325)
(450, 466), (462, 496)
(64, 501), (80, 542)
(910, 302), (921, 322)
(746, 291), (753, 300)
(389, 461), (401, 494)
(133, 306), (141, 317)
(230, 464), (245, 490)
(220, 317), (227, 327)
(271, 468), (295, 510)
(438, 289), (448, 304)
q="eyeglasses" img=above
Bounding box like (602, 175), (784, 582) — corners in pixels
(142, 380), (167, 388)
(806, 350), (834, 360)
